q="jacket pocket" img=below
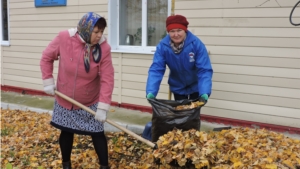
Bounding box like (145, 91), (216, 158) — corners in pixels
(57, 81), (68, 94)
(79, 86), (99, 105)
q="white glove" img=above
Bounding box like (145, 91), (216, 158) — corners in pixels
(95, 108), (107, 122)
(43, 78), (56, 95)
(44, 84), (56, 95)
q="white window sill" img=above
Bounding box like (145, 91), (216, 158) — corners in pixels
(1, 41), (10, 46)
(111, 49), (155, 55)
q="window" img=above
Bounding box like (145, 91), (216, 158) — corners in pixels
(109, 0), (171, 53)
(0, 0), (9, 46)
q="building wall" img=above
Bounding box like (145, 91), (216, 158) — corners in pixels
(1, 0), (300, 129)
(111, 53), (170, 107)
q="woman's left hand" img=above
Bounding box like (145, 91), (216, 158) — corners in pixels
(95, 109), (107, 122)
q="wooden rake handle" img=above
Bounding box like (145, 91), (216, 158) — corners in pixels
(54, 91), (156, 149)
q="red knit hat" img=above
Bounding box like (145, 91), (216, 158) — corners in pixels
(166, 15), (189, 32)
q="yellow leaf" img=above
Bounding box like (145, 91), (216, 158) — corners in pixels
(265, 164), (277, 169)
(283, 160), (294, 168)
(237, 147), (246, 153)
(244, 151), (253, 159)
(30, 156), (38, 161)
(162, 140), (169, 146)
(200, 133), (207, 142)
(265, 157), (273, 163)
(113, 147), (122, 153)
(233, 161), (243, 168)
(30, 162), (39, 167)
(230, 157), (240, 163)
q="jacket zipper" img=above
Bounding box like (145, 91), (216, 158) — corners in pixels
(72, 47), (84, 100)
(179, 53), (188, 95)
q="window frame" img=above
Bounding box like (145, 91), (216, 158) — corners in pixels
(0, 0), (10, 46)
(108, 0), (171, 54)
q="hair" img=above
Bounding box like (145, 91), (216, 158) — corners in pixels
(94, 17), (107, 30)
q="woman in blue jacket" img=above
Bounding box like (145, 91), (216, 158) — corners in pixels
(146, 15), (213, 102)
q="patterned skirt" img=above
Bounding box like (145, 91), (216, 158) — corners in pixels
(50, 101), (104, 135)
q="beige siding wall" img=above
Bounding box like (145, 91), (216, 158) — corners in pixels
(2, 0), (300, 128)
(0, 45), (2, 84)
(111, 53), (170, 107)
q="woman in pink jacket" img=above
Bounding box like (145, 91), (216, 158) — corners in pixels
(40, 12), (114, 169)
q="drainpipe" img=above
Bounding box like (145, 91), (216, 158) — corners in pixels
(171, 0), (175, 15)
(168, 0), (176, 100)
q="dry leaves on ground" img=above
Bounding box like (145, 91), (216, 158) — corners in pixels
(0, 109), (164, 169)
(1, 108), (300, 169)
(155, 128), (300, 169)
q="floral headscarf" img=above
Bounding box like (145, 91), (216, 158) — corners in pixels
(77, 12), (102, 73)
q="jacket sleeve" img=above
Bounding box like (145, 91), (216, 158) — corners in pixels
(40, 33), (60, 80)
(195, 39), (213, 96)
(146, 44), (166, 97)
(97, 43), (114, 111)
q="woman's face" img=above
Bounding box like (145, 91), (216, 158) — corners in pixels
(90, 27), (104, 45)
(168, 29), (186, 46)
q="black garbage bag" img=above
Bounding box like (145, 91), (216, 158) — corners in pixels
(148, 98), (202, 142)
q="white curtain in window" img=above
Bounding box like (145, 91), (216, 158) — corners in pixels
(119, 0), (168, 47)
(119, 0), (142, 46)
(147, 0), (168, 46)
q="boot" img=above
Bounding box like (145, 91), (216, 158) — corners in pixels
(100, 166), (110, 169)
(62, 161), (71, 169)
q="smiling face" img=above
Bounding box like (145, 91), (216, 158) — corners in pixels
(168, 29), (186, 46)
(90, 27), (104, 45)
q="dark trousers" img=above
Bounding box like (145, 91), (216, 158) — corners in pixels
(59, 130), (108, 166)
(173, 92), (199, 101)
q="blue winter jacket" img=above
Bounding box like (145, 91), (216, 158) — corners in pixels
(146, 31), (213, 97)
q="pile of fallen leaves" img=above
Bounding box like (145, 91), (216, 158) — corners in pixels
(175, 101), (205, 110)
(154, 128), (300, 169)
(1, 109), (300, 169)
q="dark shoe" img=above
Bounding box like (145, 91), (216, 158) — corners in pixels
(62, 161), (71, 169)
(100, 166), (110, 169)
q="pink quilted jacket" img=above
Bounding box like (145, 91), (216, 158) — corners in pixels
(40, 28), (114, 111)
